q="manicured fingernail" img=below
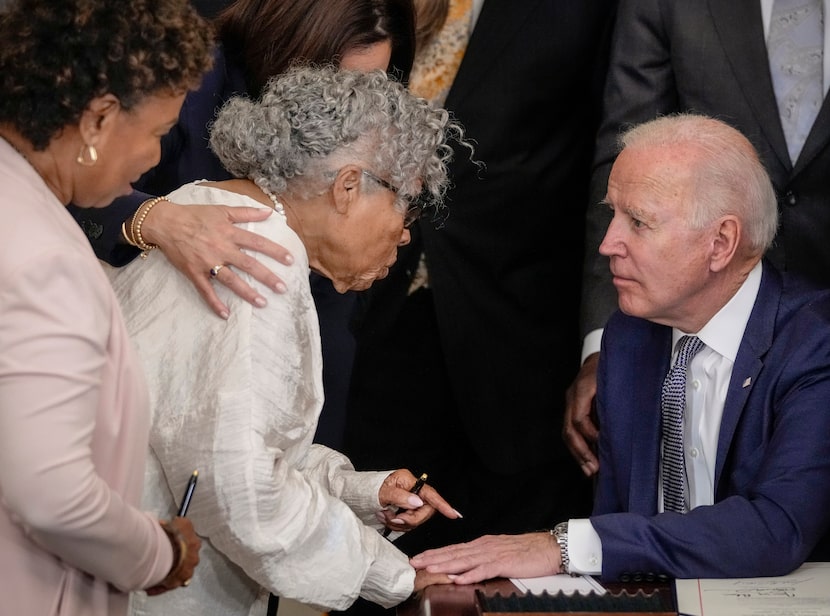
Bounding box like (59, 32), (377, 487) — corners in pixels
(391, 518), (404, 525)
(408, 495), (424, 508)
(219, 310), (229, 320)
(453, 509), (463, 519)
(448, 575), (459, 580)
(275, 282), (287, 293)
(254, 296), (267, 308)
(284, 254), (294, 265)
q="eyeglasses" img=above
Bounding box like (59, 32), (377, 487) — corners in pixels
(361, 169), (423, 228)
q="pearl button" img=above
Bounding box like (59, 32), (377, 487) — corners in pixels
(692, 379), (701, 390)
(690, 447), (699, 458)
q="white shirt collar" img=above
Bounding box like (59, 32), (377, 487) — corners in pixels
(673, 260), (763, 363)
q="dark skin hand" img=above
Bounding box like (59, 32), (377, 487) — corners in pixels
(377, 469), (462, 534)
(142, 200), (294, 320)
(145, 516), (202, 596)
(414, 569), (453, 592)
(563, 352), (600, 477)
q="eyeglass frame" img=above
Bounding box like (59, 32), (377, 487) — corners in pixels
(361, 169), (424, 228)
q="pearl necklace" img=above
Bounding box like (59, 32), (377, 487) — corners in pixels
(255, 178), (285, 217)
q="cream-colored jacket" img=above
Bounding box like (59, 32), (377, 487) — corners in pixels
(115, 182), (414, 616)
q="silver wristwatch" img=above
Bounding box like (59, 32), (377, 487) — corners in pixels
(552, 521), (569, 574)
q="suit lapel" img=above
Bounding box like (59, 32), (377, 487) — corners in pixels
(794, 97), (830, 173)
(627, 327), (672, 514)
(445, 0), (542, 109)
(708, 0), (792, 171)
(714, 262), (779, 488)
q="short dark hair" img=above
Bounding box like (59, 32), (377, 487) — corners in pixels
(215, 0), (416, 96)
(0, 0), (214, 150)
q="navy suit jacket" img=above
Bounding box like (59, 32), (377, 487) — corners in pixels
(592, 261), (830, 580)
(581, 0), (830, 336)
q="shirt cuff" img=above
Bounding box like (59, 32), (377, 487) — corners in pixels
(358, 524), (415, 608)
(581, 329), (604, 364)
(568, 518), (602, 575)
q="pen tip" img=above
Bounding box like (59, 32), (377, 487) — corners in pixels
(420, 473), (428, 481)
(193, 470), (199, 477)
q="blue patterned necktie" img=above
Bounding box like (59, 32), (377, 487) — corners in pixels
(661, 335), (704, 514)
(768, 0), (824, 164)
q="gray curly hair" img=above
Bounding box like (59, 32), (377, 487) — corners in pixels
(209, 63), (467, 218)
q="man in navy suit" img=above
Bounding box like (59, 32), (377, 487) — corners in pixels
(567, 0), (830, 479)
(410, 114), (830, 582)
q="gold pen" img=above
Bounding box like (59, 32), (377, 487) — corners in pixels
(383, 472), (428, 538)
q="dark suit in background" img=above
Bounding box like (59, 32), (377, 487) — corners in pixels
(581, 0), (830, 338)
(343, 0), (616, 562)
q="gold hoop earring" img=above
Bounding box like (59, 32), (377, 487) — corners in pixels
(76, 143), (98, 166)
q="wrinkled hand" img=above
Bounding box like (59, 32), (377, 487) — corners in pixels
(563, 353), (600, 477)
(377, 470), (462, 534)
(410, 533), (561, 585)
(145, 517), (202, 596)
(142, 200), (294, 319)
(414, 568), (453, 592)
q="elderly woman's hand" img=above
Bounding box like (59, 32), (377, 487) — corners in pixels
(145, 516), (202, 596)
(377, 469), (462, 534)
(414, 569), (454, 592)
(410, 532), (562, 585)
(141, 199), (294, 319)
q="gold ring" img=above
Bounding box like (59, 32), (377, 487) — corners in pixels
(209, 264), (225, 278)
(183, 578), (191, 587)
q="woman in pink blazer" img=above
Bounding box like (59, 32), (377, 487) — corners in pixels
(0, 1), (213, 613)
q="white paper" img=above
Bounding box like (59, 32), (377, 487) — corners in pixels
(675, 562), (830, 616)
(510, 573), (607, 596)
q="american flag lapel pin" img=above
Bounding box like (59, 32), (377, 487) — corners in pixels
(742, 377), (752, 388)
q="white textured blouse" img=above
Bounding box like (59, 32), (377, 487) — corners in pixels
(111, 182), (414, 616)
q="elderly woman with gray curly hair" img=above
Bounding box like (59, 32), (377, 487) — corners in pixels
(108, 63), (468, 616)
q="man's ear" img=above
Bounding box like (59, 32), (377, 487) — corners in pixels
(709, 215), (740, 272)
(331, 164), (363, 214)
(78, 94), (121, 146)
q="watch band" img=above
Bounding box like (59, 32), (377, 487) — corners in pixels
(553, 521), (569, 574)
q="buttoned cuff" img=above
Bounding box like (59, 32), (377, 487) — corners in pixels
(568, 518), (602, 575)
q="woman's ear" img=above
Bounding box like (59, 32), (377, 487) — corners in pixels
(331, 164), (363, 214)
(78, 94), (121, 146)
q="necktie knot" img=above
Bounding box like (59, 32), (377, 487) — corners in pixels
(673, 335), (705, 371)
(661, 335), (705, 513)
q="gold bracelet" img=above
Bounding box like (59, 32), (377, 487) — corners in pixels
(121, 220), (140, 248)
(130, 196), (169, 259)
